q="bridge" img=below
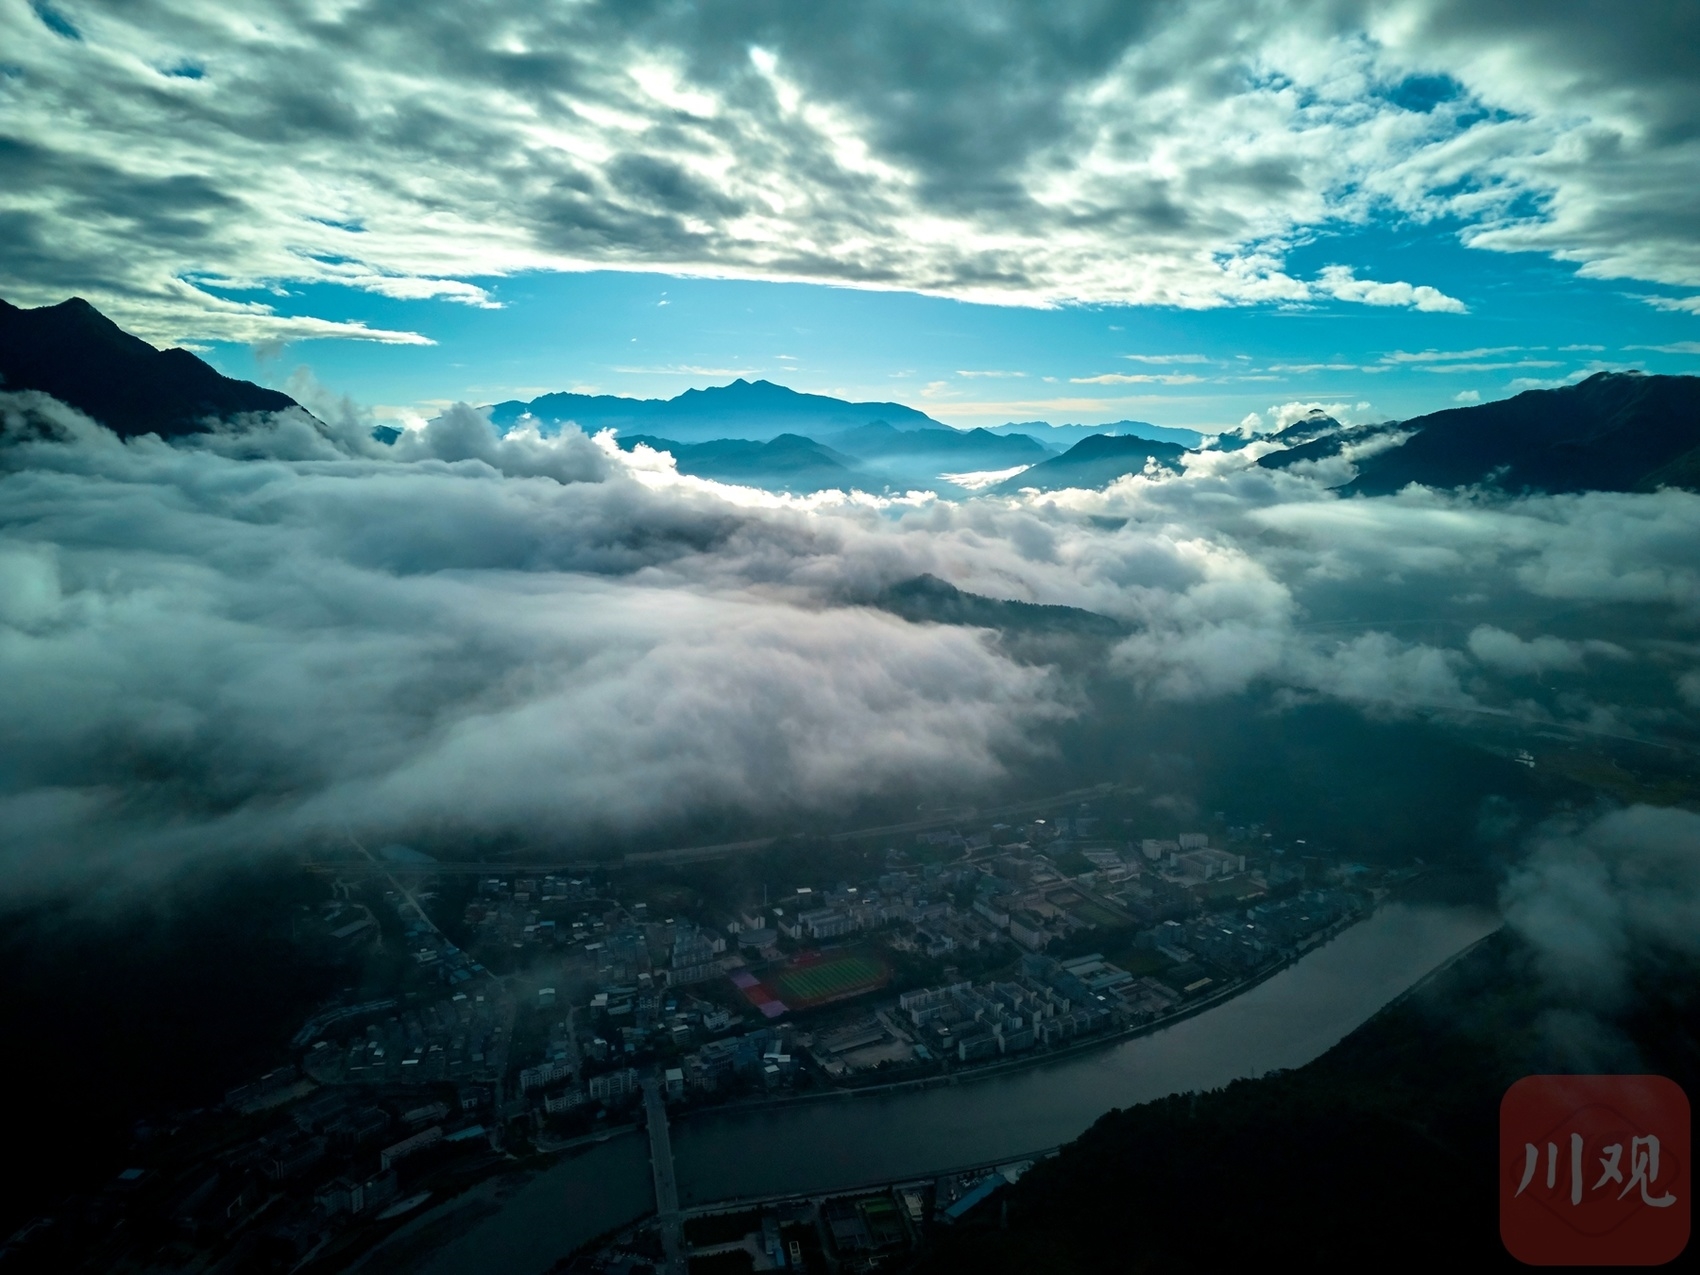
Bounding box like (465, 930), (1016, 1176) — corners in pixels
(641, 1074), (686, 1275)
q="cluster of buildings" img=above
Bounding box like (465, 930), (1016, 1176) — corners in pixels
(1137, 888), (1367, 976)
(150, 1078), (497, 1265)
(892, 950), (1178, 1063)
(302, 987), (513, 1086)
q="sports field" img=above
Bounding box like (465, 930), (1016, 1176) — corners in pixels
(771, 951), (890, 1008)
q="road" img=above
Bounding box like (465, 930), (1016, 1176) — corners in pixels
(642, 1075), (686, 1275)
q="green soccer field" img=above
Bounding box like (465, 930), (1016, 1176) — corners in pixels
(773, 956), (887, 1004)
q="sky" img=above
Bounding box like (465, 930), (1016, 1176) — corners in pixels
(3, 1), (1700, 904)
(3, 0), (1700, 431)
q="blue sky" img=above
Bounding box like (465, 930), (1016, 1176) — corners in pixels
(201, 219), (1700, 433)
(5, 1), (1699, 433)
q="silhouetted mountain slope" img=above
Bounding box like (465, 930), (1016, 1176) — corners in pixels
(825, 421), (1052, 464)
(1257, 417), (1402, 477)
(874, 574), (1126, 637)
(910, 927), (1700, 1274)
(489, 378), (943, 443)
(1345, 371), (1700, 495)
(617, 432), (861, 490)
(0, 296), (299, 438)
(993, 433), (1190, 493)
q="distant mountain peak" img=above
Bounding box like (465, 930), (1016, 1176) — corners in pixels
(487, 377), (944, 442)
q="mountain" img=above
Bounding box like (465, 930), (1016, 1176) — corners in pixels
(1344, 371), (1700, 495)
(1256, 414), (1404, 477)
(0, 296), (299, 438)
(873, 574), (1126, 638)
(992, 433), (1191, 493)
(988, 419), (1205, 450)
(824, 421), (1052, 465)
(488, 378), (944, 443)
(615, 432), (861, 491)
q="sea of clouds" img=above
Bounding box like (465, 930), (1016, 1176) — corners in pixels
(2, 392), (1698, 895)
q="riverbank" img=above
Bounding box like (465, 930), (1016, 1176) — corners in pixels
(669, 903), (1370, 1126)
(391, 901), (1496, 1275)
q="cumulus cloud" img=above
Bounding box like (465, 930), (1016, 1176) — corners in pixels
(1315, 266), (1467, 314)
(0, 2), (1696, 341)
(3, 389), (1698, 894)
(1467, 625), (1627, 675)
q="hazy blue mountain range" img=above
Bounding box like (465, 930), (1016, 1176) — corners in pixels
(989, 419), (1206, 449)
(615, 432), (860, 491)
(993, 433), (1191, 493)
(488, 377), (943, 442)
(7, 299), (1698, 502)
(824, 420), (1052, 464)
(0, 296), (299, 438)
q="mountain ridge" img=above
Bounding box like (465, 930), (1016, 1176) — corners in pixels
(0, 295), (301, 438)
(994, 433), (1191, 494)
(1343, 371), (1700, 495)
(489, 378), (945, 443)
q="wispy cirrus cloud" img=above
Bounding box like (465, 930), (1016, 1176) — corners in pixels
(1640, 296), (1700, 314)
(1070, 373), (1207, 386)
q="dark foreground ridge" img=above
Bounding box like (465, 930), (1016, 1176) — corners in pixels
(904, 928), (1700, 1273)
(1345, 370), (1700, 495)
(0, 295), (300, 438)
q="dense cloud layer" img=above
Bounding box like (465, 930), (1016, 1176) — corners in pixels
(3, 392), (1698, 894)
(1, 2), (1696, 341)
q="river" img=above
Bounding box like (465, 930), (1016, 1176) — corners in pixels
(402, 901), (1497, 1275)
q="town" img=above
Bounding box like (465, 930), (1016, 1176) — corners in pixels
(32, 791), (1416, 1273)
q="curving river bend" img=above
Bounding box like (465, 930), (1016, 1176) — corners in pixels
(402, 902), (1498, 1275)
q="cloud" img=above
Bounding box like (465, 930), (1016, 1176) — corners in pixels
(1069, 373), (1206, 385)
(1315, 267), (1467, 314)
(0, 3), (1696, 341)
(1453, 389), (1480, 402)
(1629, 341), (1700, 355)
(1679, 670), (1700, 708)
(1640, 296), (1700, 314)
(4, 388), (1699, 895)
(1123, 354), (1211, 365)
(1380, 347), (1525, 363)
(1467, 625), (1627, 676)
(955, 370), (1027, 379)
(1415, 360), (1561, 373)
(1266, 401), (1364, 429)
(1503, 806), (1700, 1007)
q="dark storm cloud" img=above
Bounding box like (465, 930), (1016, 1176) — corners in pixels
(2, 1), (1692, 340)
